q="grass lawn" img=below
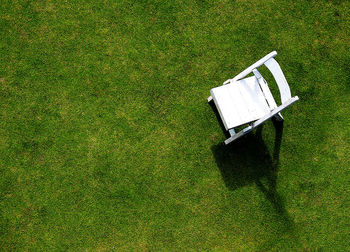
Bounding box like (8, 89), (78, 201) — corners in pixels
(1, 0), (349, 250)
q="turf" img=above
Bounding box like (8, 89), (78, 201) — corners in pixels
(0, 0), (349, 250)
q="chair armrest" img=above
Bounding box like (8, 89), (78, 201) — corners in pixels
(252, 96), (299, 128)
(230, 51), (277, 83)
(224, 96), (299, 145)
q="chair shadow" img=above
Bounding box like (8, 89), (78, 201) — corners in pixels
(211, 122), (283, 195)
(210, 101), (293, 224)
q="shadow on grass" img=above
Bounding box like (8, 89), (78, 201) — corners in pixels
(210, 101), (294, 229)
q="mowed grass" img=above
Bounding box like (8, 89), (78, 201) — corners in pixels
(0, 0), (349, 250)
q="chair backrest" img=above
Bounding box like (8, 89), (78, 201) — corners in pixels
(228, 51), (292, 104)
(264, 58), (291, 103)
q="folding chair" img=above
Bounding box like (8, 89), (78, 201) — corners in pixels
(208, 51), (299, 145)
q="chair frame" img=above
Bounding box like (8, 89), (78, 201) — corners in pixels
(208, 51), (299, 145)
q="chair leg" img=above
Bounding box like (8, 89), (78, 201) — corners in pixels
(224, 125), (253, 145)
(207, 96), (213, 103)
(229, 128), (236, 136)
(274, 112), (284, 121)
(255, 124), (263, 138)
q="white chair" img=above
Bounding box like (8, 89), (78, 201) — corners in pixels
(208, 51), (299, 145)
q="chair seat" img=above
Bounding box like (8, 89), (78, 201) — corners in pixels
(210, 76), (271, 130)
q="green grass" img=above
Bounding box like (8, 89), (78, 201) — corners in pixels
(1, 0), (349, 250)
